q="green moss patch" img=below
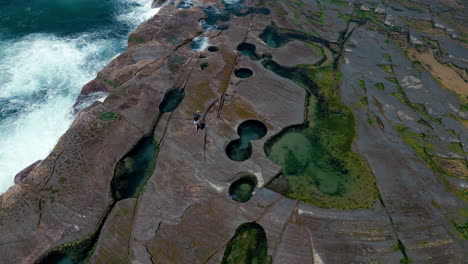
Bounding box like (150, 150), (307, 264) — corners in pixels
(358, 79), (367, 92)
(99, 111), (119, 122)
(221, 222), (269, 264)
(395, 125), (467, 199)
(378, 64), (394, 75)
(264, 64), (377, 209)
(375, 83), (385, 91)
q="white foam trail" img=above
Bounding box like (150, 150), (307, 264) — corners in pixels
(0, 0), (159, 194)
(191, 36), (210, 52)
(117, 0), (160, 26)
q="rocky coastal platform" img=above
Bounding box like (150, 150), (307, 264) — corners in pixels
(1, 0), (466, 263)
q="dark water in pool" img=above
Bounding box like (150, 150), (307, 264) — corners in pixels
(226, 120), (267, 162)
(229, 176), (256, 203)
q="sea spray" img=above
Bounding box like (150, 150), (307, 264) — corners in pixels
(0, 0), (159, 193)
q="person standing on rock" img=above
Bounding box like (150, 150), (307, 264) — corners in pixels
(193, 110), (201, 132)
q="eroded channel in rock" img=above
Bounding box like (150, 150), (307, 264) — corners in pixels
(221, 222), (268, 264)
(228, 175), (257, 203)
(226, 120), (267, 162)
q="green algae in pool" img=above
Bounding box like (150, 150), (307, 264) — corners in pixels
(112, 136), (158, 201)
(159, 88), (185, 113)
(226, 120), (267, 162)
(266, 130), (346, 196)
(253, 25), (377, 208)
(234, 68), (253, 79)
(221, 222), (268, 264)
(229, 176), (257, 203)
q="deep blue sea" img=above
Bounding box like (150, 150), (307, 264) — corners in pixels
(0, 0), (158, 193)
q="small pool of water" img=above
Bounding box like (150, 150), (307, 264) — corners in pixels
(229, 176), (257, 203)
(111, 136), (158, 201)
(234, 68), (253, 78)
(159, 88), (185, 113)
(207, 46), (219, 52)
(222, 222), (268, 264)
(237, 42), (261, 60)
(226, 120), (267, 162)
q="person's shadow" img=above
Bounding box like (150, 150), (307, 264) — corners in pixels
(199, 122), (206, 130)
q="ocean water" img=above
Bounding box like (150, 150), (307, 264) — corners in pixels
(0, 0), (159, 193)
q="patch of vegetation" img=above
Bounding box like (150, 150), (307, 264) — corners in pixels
(168, 55), (185, 72)
(460, 103), (468, 111)
(453, 221), (467, 239)
(359, 96), (369, 107)
(103, 78), (119, 88)
(264, 65), (378, 209)
(358, 79), (367, 92)
(353, 5), (384, 24)
(221, 222), (269, 264)
(397, 240), (410, 264)
(375, 83), (385, 91)
(200, 62), (209, 71)
(448, 142), (464, 155)
(381, 53), (391, 61)
(385, 77), (398, 84)
(395, 125), (467, 200)
(417, 118), (433, 129)
(378, 64), (394, 75)
(99, 111), (119, 122)
(128, 35), (147, 44)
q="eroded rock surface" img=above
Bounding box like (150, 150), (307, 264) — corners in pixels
(1, 0), (466, 263)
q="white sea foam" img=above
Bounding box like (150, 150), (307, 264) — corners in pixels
(117, 0), (161, 27)
(223, 0), (241, 4)
(0, 0), (159, 194)
(191, 36), (210, 52)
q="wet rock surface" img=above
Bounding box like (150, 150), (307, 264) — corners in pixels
(0, 0), (466, 263)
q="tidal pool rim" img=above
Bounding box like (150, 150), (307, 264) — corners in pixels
(236, 119), (267, 139)
(234, 67), (254, 79)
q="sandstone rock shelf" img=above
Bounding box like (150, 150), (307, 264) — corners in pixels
(1, 0), (466, 263)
